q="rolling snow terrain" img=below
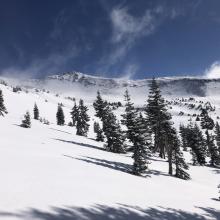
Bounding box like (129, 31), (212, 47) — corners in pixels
(0, 73), (219, 220)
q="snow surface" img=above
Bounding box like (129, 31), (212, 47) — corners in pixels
(0, 75), (219, 220)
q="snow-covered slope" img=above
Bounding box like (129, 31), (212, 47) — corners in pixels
(0, 74), (220, 220)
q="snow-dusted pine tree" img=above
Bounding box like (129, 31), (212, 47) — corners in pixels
(70, 102), (79, 126)
(145, 78), (172, 158)
(56, 105), (65, 125)
(33, 103), (39, 120)
(103, 110), (126, 153)
(76, 99), (90, 137)
(0, 89), (7, 116)
(200, 108), (214, 130)
(121, 89), (138, 143)
(93, 91), (108, 120)
(21, 111), (31, 128)
(166, 126), (190, 179)
(188, 123), (206, 165)
(179, 124), (189, 151)
(214, 122), (220, 155)
(173, 136), (190, 180)
(93, 91), (125, 153)
(206, 130), (219, 166)
(132, 113), (151, 176)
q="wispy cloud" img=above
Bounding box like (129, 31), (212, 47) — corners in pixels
(204, 61), (220, 78)
(98, 4), (181, 78)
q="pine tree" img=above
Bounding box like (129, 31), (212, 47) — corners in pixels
(93, 91), (108, 120)
(121, 89), (138, 143)
(21, 111), (31, 128)
(0, 89), (7, 116)
(206, 130), (219, 166)
(33, 103), (39, 120)
(179, 124), (189, 151)
(173, 136), (190, 180)
(188, 124), (206, 165)
(166, 126), (190, 179)
(215, 122), (220, 155)
(132, 113), (151, 176)
(76, 99), (90, 137)
(93, 91), (126, 153)
(70, 102), (79, 126)
(103, 110), (126, 153)
(56, 105), (65, 125)
(200, 109), (214, 130)
(94, 121), (104, 141)
(145, 78), (172, 158)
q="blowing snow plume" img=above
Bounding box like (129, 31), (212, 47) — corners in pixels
(205, 62), (220, 79)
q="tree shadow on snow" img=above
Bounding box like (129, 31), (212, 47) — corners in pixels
(69, 156), (132, 174)
(0, 204), (219, 220)
(64, 155), (168, 178)
(50, 128), (72, 135)
(53, 138), (104, 151)
(211, 169), (220, 174)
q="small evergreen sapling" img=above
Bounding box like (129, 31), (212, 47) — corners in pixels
(21, 111), (31, 128)
(33, 103), (39, 120)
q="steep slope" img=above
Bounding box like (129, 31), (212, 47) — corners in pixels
(0, 80), (219, 220)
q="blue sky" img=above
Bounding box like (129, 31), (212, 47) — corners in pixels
(1, 0), (220, 79)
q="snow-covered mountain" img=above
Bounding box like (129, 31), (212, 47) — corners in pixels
(0, 73), (220, 220)
(3, 71), (220, 99)
(46, 71), (220, 97)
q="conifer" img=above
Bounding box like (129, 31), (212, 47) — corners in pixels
(33, 103), (39, 120)
(145, 78), (172, 158)
(94, 121), (104, 142)
(70, 102), (79, 126)
(0, 89), (7, 116)
(56, 105), (65, 125)
(76, 99), (90, 137)
(21, 111), (31, 128)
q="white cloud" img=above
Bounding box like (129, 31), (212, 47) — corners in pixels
(111, 7), (156, 43)
(205, 61), (220, 78)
